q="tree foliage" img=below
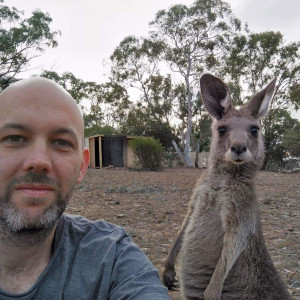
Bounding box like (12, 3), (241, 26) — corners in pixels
(223, 31), (300, 108)
(84, 125), (118, 138)
(0, 0), (59, 90)
(92, 81), (130, 128)
(119, 107), (179, 149)
(282, 119), (300, 158)
(110, 36), (173, 122)
(263, 110), (299, 168)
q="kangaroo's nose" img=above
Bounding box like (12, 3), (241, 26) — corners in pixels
(231, 144), (247, 155)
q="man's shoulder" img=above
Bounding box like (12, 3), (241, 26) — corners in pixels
(55, 214), (129, 252)
(63, 214), (126, 234)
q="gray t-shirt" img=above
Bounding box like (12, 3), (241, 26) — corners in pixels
(0, 214), (171, 300)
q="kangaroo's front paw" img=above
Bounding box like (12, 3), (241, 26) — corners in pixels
(162, 269), (179, 290)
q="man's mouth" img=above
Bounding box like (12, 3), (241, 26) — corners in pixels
(16, 184), (54, 197)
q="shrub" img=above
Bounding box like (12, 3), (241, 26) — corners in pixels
(129, 137), (164, 171)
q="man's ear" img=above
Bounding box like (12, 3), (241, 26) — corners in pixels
(200, 74), (231, 120)
(243, 78), (276, 119)
(77, 148), (90, 184)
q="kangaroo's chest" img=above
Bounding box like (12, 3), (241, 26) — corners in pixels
(184, 192), (225, 263)
(183, 181), (258, 263)
(183, 184), (248, 258)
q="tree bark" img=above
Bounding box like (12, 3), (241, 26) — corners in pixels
(194, 135), (201, 168)
(181, 58), (193, 167)
(172, 140), (193, 167)
(172, 140), (185, 162)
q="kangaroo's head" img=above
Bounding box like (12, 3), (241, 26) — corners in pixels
(200, 74), (276, 170)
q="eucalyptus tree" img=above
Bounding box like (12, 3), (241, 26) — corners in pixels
(0, 0), (59, 90)
(149, 0), (241, 166)
(96, 81), (130, 128)
(110, 36), (177, 145)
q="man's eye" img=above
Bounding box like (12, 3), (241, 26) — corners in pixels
(4, 135), (26, 144)
(218, 126), (227, 137)
(53, 139), (72, 148)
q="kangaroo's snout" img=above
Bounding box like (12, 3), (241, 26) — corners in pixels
(226, 137), (252, 164)
(231, 144), (247, 155)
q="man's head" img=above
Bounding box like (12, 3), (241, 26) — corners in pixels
(0, 77), (89, 237)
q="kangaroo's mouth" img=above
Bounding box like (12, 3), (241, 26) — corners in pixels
(226, 155), (248, 165)
(225, 156), (250, 165)
(232, 159), (246, 165)
(225, 149), (253, 165)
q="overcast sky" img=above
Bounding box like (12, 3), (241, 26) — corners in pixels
(6, 0), (300, 118)
(7, 0), (300, 81)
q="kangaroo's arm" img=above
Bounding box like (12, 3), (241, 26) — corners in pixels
(163, 201), (195, 290)
(162, 227), (184, 289)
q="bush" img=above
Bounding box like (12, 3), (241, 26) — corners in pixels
(129, 137), (164, 171)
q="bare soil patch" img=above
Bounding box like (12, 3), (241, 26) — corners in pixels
(68, 167), (300, 299)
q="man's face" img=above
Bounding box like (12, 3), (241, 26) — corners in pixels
(0, 80), (89, 233)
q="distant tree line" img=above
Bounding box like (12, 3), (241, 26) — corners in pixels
(1, 0), (299, 169)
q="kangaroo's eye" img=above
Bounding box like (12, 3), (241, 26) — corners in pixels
(250, 126), (259, 137)
(218, 126), (227, 137)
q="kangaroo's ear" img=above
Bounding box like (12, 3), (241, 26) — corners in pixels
(244, 78), (276, 119)
(200, 74), (231, 120)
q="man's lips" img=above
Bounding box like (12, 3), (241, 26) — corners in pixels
(16, 184), (54, 197)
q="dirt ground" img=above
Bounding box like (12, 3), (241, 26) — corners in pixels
(68, 167), (300, 299)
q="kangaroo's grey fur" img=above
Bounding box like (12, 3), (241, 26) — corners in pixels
(164, 74), (291, 300)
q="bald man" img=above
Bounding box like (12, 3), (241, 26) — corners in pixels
(0, 78), (171, 300)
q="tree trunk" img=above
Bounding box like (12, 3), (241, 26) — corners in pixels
(172, 140), (184, 161)
(171, 57), (194, 167)
(181, 60), (193, 167)
(194, 135), (201, 168)
(172, 140), (193, 167)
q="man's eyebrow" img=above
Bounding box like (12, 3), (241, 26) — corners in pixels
(52, 127), (78, 139)
(0, 124), (78, 139)
(0, 123), (31, 133)
(53, 127), (76, 135)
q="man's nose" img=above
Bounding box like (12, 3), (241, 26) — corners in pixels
(23, 141), (52, 173)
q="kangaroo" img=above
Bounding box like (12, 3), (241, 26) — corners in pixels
(164, 74), (291, 300)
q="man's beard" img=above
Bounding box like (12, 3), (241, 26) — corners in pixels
(0, 172), (75, 235)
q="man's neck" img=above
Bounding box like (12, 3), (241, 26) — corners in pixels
(0, 224), (57, 294)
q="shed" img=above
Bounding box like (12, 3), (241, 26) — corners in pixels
(85, 135), (136, 168)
